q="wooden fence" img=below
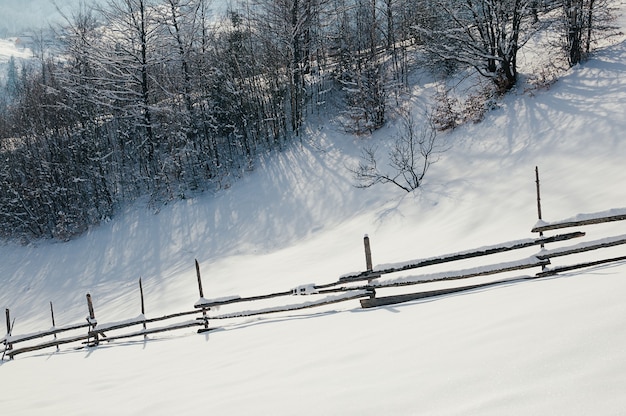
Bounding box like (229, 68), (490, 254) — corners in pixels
(2, 167), (626, 360)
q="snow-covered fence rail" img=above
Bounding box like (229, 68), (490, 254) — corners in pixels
(531, 208), (626, 233)
(3, 217), (624, 359)
(1, 264), (376, 359)
(334, 232), (584, 284)
(3, 168), (626, 359)
(3, 213), (625, 359)
(190, 233), (575, 314)
(530, 209), (626, 277)
(1, 293), (211, 359)
(357, 209), (626, 308)
(353, 168), (626, 308)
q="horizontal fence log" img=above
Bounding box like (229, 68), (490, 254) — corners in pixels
(195, 290), (293, 309)
(532, 211), (626, 233)
(4, 311), (209, 358)
(142, 309), (203, 324)
(91, 316), (146, 336)
(8, 209), (626, 358)
(215, 258), (552, 306)
(96, 320), (207, 343)
(7, 332), (91, 358)
(334, 232), (583, 285)
(8, 320), (211, 358)
(536, 255), (626, 277)
(360, 276), (537, 308)
(368, 257), (549, 289)
(90, 309), (221, 337)
(536, 235), (626, 260)
(6, 310), (204, 349)
(208, 290), (374, 320)
(8, 322), (91, 345)
(327, 273), (381, 286)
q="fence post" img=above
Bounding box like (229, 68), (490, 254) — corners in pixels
(3, 308), (12, 358)
(4, 308), (9, 336)
(535, 166), (544, 237)
(139, 278), (147, 339)
(50, 301), (59, 351)
(363, 235), (376, 299)
(364, 234), (373, 272)
(86, 293), (99, 346)
(535, 167), (547, 272)
(196, 259), (210, 332)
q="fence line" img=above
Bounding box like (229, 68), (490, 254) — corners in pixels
(2, 168), (626, 360)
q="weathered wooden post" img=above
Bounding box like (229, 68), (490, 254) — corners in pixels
(195, 259), (210, 332)
(364, 234), (376, 299)
(535, 167), (547, 271)
(4, 308), (9, 336)
(3, 308), (12, 357)
(364, 234), (373, 272)
(535, 166), (544, 238)
(139, 278), (147, 339)
(50, 301), (59, 351)
(86, 293), (99, 346)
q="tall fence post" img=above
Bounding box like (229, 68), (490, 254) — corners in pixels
(50, 301), (59, 351)
(3, 308), (12, 359)
(4, 308), (10, 336)
(363, 235), (376, 299)
(535, 167), (547, 271)
(364, 234), (373, 272)
(196, 259), (210, 332)
(139, 278), (147, 339)
(86, 293), (99, 346)
(535, 166), (544, 237)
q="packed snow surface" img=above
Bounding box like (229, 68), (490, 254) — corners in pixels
(2, 8), (626, 415)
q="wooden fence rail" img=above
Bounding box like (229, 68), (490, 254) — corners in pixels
(531, 209), (626, 233)
(3, 169), (625, 360)
(334, 232), (584, 285)
(3, 217), (621, 360)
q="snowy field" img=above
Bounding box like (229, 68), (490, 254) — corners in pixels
(2, 6), (626, 416)
(0, 39), (31, 62)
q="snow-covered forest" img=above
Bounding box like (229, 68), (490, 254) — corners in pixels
(0, 0), (620, 241)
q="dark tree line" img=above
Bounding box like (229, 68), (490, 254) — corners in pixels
(0, 0), (619, 241)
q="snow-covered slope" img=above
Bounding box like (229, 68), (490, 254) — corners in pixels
(2, 13), (626, 416)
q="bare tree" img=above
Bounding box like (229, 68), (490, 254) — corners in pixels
(561, 0), (620, 66)
(351, 111), (443, 192)
(417, 0), (539, 92)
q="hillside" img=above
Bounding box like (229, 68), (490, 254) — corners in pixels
(2, 9), (626, 416)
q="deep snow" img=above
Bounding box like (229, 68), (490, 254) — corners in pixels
(2, 6), (626, 415)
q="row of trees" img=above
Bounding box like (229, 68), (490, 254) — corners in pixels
(0, 0), (618, 241)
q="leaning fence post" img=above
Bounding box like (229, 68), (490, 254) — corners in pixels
(139, 278), (147, 339)
(50, 301), (59, 351)
(196, 259), (210, 332)
(86, 293), (99, 346)
(363, 235), (376, 299)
